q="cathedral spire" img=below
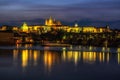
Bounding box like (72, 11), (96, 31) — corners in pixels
(49, 16), (52, 20)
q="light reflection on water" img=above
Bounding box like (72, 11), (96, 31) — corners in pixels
(1, 45), (120, 80)
(10, 45), (120, 71)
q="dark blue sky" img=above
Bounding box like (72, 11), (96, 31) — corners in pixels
(0, 0), (120, 28)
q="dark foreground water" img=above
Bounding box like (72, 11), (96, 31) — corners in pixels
(0, 44), (120, 80)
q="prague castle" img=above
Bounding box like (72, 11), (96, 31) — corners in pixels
(13, 16), (112, 33)
(0, 16), (119, 46)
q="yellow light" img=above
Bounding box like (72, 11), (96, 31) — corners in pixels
(29, 50), (32, 61)
(67, 51), (73, 61)
(107, 53), (109, 63)
(62, 50), (66, 61)
(21, 22), (29, 32)
(62, 51), (81, 65)
(118, 53), (120, 64)
(99, 52), (102, 62)
(34, 26), (38, 30)
(99, 52), (105, 62)
(82, 52), (96, 64)
(13, 49), (18, 59)
(102, 47), (105, 51)
(44, 51), (55, 72)
(73, 51), (79, 65)
(22, 50), (28, 68)
(117, 48), (120, 52)
(89, 46), (93, 51)
(13, 49), (18, 65)
(33, 50), (38, 66)
(103, 52), (105, 61)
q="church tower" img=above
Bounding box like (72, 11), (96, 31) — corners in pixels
(45, 16), (62, 26)
(45, 16), (54, 26)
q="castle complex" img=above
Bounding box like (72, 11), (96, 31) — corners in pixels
(0, 16), (119, 46)
(20, 16), (111, 33)
(0, 16), (112, 33)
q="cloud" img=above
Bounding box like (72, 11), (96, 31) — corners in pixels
(0, 0), (120, 28)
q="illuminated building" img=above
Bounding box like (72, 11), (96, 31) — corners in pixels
(82, 26), (97, 33)
(0, 25), (9, 31)
(45, 16), (62, 26)
(1, 26), (7, 31)
(67, 23), (82, 33)
(82, 26), (111, 33)
(18, 17), (112, 34)
(21, 22), (29, 32)
(75, 23), (78, 27)
(12, 26), (19, 31)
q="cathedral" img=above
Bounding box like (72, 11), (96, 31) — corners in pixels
(45, 16), (62, 26)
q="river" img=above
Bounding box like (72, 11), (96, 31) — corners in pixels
(0, 44), (120, 80)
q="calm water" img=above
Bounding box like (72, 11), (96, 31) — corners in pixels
(0, 44), (120, 80)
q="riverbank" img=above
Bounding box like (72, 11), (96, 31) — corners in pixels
(0, 30), (120, 47)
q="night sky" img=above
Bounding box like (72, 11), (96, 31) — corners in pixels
(0, 0), (120, 28)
